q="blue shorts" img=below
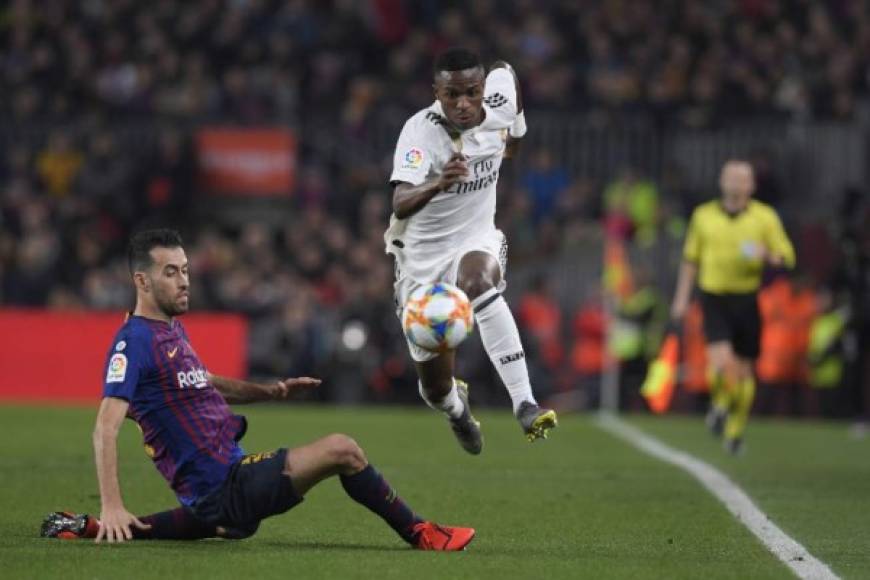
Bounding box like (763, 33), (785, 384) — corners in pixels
(190, 448), (303, 539)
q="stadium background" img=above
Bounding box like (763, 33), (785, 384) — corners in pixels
(1, 0), (868, 419)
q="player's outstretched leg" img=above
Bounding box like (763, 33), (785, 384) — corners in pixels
(285, 434), (475, 550)
(415, 352), (484, 455)
(41, 508), (218, 540)
(458, 252), (557, 441)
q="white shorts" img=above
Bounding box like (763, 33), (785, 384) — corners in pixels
(391, 229), (508, 362)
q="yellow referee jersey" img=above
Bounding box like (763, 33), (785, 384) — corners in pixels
(683, 199), (795, 294)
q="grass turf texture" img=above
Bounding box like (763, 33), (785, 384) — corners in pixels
(629, 416), (870, 579)
(0, 405), (866, 579)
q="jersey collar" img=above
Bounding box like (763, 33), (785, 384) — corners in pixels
(129, 312), (176, 328)
(718, 199), (750, 218)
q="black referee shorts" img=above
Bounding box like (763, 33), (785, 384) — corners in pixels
(191, 448), (303, 539)
(699, 290), (761, 359)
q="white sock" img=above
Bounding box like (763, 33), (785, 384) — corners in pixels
(418, 378), (465, 419)
(472, 288), (537, 414)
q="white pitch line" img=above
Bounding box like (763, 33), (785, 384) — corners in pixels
(596, 414), (840, 580)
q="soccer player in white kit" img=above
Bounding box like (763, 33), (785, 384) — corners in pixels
(386, 48), (557, 454)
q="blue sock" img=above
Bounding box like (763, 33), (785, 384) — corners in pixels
(340, 465), (424, 544)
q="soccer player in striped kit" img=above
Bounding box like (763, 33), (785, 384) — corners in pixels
(42, 229), (474, 550)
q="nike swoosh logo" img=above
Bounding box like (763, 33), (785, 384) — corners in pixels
(167, 347), (178, 359)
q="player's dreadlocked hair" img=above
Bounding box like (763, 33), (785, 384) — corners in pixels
(433, 47), (482, 76)
(128, 228), (184, 274)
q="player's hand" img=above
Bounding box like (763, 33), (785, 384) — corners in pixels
(670, 301), (688, 323)
(437, 153), (468, 191)
(762, 248), (784, 267)
(504, 135), (521, 159)
(95, 506), (150, 544)
(272, 377), (321, 399)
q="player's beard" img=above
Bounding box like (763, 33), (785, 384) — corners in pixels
(154, 288), (189, 318)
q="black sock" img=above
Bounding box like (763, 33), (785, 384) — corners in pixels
(133, 507), (217, 540)
(340, 465), (424, 544)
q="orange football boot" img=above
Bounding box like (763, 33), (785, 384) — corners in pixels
(412, 522), (475, 551)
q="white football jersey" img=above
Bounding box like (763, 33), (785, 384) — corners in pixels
(386, 67), (524, 268)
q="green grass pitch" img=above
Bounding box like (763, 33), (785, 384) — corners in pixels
(0, 405), (868, 579)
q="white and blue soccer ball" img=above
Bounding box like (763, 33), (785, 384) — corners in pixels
(402, 282), (474, 353)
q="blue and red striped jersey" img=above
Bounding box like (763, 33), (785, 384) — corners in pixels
(102, 315), (246, 506)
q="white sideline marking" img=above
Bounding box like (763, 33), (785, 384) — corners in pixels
(596, 414), (840, 580)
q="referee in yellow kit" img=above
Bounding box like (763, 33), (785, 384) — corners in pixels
(670, 160), (795, 454)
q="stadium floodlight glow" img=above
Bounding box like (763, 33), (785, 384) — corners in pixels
(341, 321), (367, 351)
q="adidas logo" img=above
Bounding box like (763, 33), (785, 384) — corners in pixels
(426, 111), (448, 126)
(484, 93), (507, 108)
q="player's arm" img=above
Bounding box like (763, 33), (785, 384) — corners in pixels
(392, 154), (469, 219)
(489, 61), (526, 159)
(671, 209), (701, 321)
(208, 373), (320, 404)
(762, 209), (796, 268)
(670, 261), (698, 322)
(93, 396), (150, 543)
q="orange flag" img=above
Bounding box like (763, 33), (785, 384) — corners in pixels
(641, 332), (680, 414)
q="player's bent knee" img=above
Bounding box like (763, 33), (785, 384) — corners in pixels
(458, 274), (495, 301)
(324, 433), (367, 471)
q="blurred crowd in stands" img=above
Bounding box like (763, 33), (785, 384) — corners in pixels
(1, 0), (869, 417)
(6, 0), (870, 125)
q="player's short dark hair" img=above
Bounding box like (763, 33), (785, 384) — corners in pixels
(128, 228), (184, 274)
(433, 47), (482, 76)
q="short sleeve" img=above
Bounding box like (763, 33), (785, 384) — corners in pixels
(390, 117), (434, 187)
(102, 334), (148, 401)
(683, 209), (702, 263)
(481, 67), (518, 130)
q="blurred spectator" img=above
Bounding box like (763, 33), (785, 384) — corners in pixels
(4, 223), (59, 305)
(142, 130), (195, 224)
(519, 274), (564, 372)
(604, 168), (660, 246)
(75, 131), (136, 227)
(755, 275), (817, 416)
(568, 292), (607, 410)
(36, 131), (82, 198)
(608, 268), (666, 411)
(832, 187), (870, 422)
(521, 149), (570, 223)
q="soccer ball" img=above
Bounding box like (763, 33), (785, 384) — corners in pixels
(402, 282), (474, 353)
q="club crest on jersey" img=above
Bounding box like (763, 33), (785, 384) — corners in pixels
(106, 353), (128, 383)
(402, 147), (424, 169)
(177, 367), (208, 389)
